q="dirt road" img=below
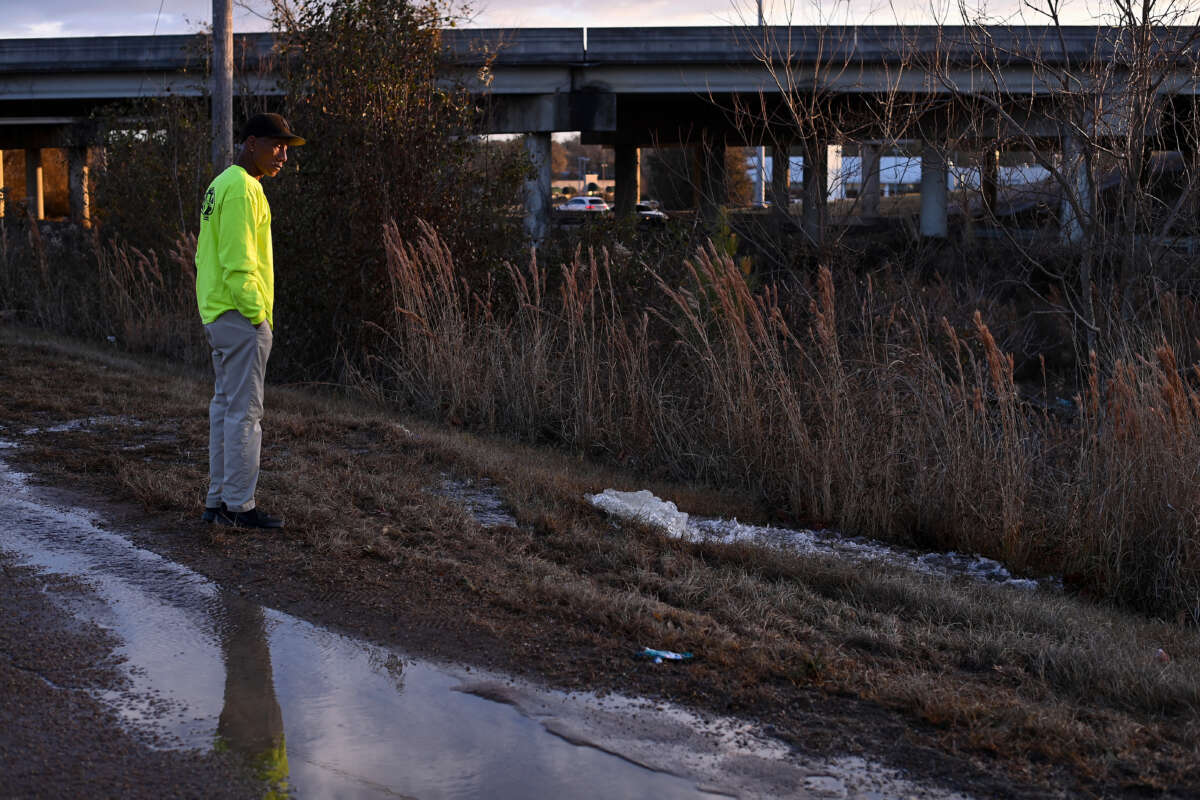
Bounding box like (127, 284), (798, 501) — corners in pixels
(0, 550), (261, 798)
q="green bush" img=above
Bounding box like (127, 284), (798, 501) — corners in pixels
(267, 0), (527, 378)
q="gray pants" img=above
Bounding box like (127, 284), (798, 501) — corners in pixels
(204, 310), (272, 513)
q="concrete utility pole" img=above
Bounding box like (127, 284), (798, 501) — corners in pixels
(212, 0), (234, 170)
(756, 0), (766, 208)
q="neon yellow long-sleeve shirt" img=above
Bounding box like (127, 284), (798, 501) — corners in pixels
(195, 165), (274, 327)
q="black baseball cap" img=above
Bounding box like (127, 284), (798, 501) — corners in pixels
(240, 113), (306, 146)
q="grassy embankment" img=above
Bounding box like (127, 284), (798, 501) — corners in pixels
(2, 325), (1199, 797)
(375, 222), (1200, 622)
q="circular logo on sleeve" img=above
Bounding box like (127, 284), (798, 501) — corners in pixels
(201, 187), (216, 222)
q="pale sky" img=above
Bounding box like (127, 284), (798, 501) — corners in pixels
(0, 0), (1116, 39)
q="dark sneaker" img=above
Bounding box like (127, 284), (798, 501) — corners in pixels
(201, 503), (226, 523)
(216, 507), (285, 529)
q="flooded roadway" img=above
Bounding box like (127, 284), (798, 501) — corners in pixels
(0, 443), (973, 799)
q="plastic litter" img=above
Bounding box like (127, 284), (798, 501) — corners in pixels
(1156, 648), (1171, 664)
(638, 647), (694, 664)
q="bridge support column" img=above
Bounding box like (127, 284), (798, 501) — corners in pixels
(69, 146), (93, 228)
(698, 133), (726, 229)
(1060, 136), (1091, 244)
(25, 148), (44, 221)
(770, 143), (791, 224)
(860, 143), (881, 220)
(802, 139), (828, 242)
(614, 144), (639, 218)
(1185, 140), (1200, 237)
(920, 143), (947, 238)
(980, 148), (999, 218)
(522, 132), (551, 246)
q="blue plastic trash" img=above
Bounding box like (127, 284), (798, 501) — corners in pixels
(638, 647), (694, 664)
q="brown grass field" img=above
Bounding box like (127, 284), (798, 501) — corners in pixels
(2, 325), (1199, 798)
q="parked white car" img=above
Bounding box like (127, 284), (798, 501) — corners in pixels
(559, 196), (611, 212)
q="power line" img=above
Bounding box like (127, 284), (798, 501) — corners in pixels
(152, 0), (167, 35)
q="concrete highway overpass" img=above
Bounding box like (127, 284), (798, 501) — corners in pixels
(2, 25), (1199, 239)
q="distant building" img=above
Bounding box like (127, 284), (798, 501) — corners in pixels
(750, 150), (1051, 200)
(551, 172), (614, 198)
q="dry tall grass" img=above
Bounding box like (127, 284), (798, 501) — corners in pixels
(96, 233), (203, 359)
(1062, 344), (1200, 619)
(375, 220), (659, 450)
(0, 216), (204, 366)
(377, 223), (1200, 621)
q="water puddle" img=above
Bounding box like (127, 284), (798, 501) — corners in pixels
(21, 415), (146, 435)
(433, 475), (518, 528)
(0, 442), (972, 799)
(588, 489), (1050, 590)
(16, 416), (176, 453)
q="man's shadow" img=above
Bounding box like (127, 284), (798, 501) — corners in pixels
(215, 590), (289, 798)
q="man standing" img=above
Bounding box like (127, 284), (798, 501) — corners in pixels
(195, 113), (304, 529)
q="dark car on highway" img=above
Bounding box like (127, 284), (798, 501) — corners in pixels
(636, 202), (669, 225)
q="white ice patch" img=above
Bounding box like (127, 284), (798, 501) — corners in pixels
(589, 490), (1048, 590)
(585, 489), (689, 538)
(917, 551), (1041, 590)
